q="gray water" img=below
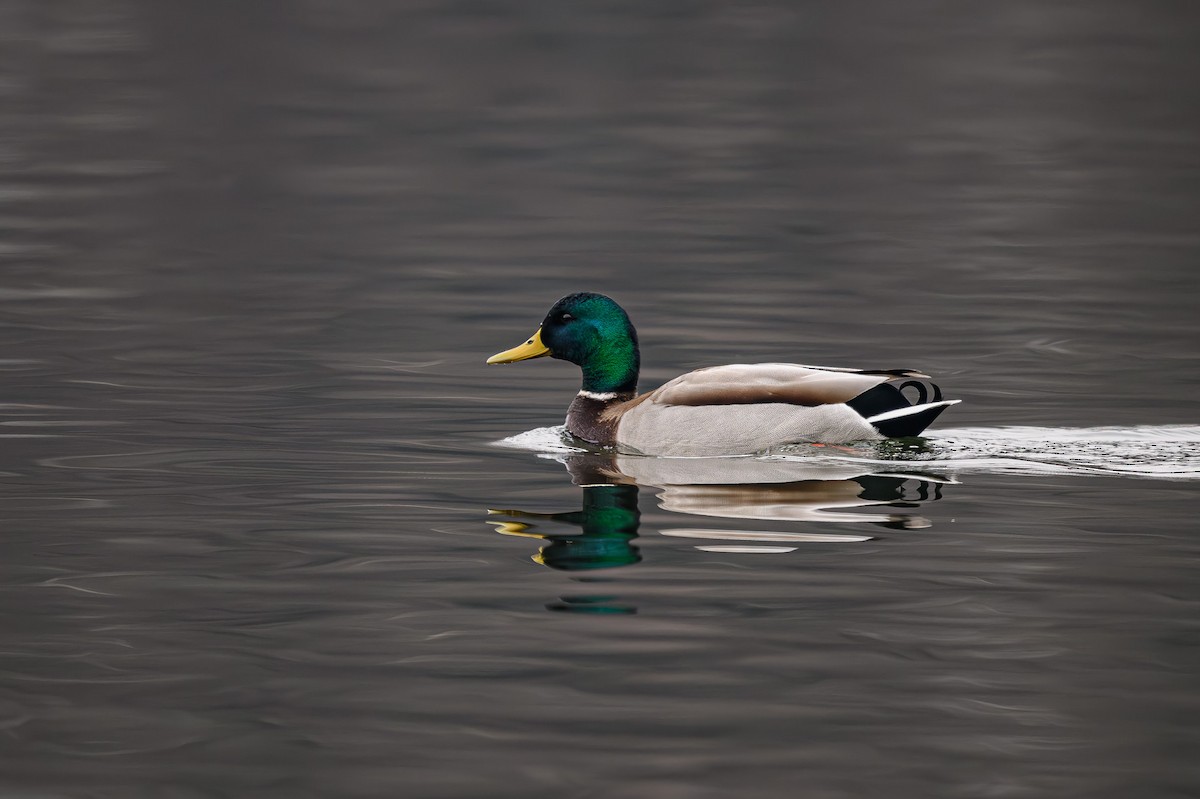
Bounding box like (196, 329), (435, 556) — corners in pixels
(2, 3), (1200, 798)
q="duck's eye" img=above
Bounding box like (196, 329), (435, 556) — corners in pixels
(560, 313), (573, 322)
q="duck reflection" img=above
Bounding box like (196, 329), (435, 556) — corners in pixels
(489, 453), (954, 588)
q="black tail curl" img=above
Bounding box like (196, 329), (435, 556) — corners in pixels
(897, 379), (944, 405)
(845, 381), (951, 438)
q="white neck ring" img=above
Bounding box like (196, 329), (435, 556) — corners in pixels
(577, 390), (619, 401)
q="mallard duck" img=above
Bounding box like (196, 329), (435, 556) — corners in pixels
(487, 292), (959, 455)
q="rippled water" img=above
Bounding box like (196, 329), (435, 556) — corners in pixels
(2, 2), (1199, 798)
(501, 423), (1200, 480)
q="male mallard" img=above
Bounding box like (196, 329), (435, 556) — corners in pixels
(487, 292), (959, 456)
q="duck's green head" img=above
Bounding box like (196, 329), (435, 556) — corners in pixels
(487, 292), (640, 395)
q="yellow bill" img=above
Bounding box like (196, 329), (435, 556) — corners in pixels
(486, 327), (550, 364)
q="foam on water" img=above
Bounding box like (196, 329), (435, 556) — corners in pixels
(876, 424), (1200, 480)
(493, 425), (587, 454)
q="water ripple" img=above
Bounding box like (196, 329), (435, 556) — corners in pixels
(863, 425), (1200, 480)
(497, 424), (1200, 480)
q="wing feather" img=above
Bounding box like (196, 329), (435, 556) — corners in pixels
(642, 363), (919, 408)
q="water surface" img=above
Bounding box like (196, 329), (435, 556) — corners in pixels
(1, 2), (1199, 797)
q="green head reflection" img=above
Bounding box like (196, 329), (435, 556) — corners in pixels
(488, 483), (641, 571)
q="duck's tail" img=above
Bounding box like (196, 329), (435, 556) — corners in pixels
(846, 381), (961, 438)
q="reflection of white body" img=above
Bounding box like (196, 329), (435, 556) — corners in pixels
(582, 453), (946, 552)
(609, 454), (936, 526)
(609, 454), (894, 486)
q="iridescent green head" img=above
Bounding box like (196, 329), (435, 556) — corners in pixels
(487, 292), (640, 395)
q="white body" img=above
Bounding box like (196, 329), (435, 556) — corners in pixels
(615, 400), (882, 456)
(600, 362), (956, 456)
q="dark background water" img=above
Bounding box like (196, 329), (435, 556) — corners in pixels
(2, 2), (1199, 797)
